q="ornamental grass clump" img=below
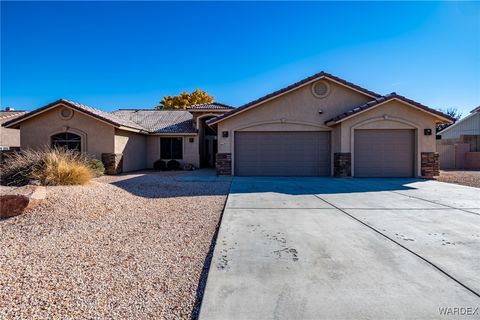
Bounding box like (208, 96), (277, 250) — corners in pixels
(31, 150), (93, 185)
(0, 148), (101, 186)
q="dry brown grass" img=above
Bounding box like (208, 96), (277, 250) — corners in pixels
(31, 151), (93, 185)
(1, 148), (96, 186)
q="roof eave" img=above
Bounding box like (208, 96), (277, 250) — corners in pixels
(117, 125), (148, 134)
(2, 100), (120, 128)
(187, 109), (233, 113)
(149, 132), (197, 136)
(3, 100), (146, 132)
(325, 97), (454, 126)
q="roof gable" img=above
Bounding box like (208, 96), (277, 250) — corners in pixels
(207, 71), (381, 125)
(325, 93), (454, 125)
(2, 99), (147, 132)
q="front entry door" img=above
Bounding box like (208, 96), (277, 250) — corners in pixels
(203, 136), (217, 168)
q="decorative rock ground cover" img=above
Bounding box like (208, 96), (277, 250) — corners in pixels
(0, 171), (230, 319)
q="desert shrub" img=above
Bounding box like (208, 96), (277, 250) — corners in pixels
(153, 159), (167, 171)
(88, 158), (105, 177)
(0, 148), (94, 186)
(0, 149), (43, 186)
(167, 159), (180, 171)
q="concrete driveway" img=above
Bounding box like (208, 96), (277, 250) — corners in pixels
(200, 178), (480, 320)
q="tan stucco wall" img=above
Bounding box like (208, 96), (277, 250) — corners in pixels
(18, 105), (115, 159)
(215, 81), (440, 177)
(114, 129), (147, 172)
(339, 99), (439, 177)
(216, 80), (373, 154)
(0, 127), (21, 147)
(146, 135), (199, 168)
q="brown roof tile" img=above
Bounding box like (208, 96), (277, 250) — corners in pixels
(112, 109), (196, 133)
(325, 93), (454, 124)
(186, 102), (234, 111)
(3, 99), (147, 131)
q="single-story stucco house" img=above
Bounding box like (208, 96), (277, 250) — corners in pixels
(2, 71), (454, 177)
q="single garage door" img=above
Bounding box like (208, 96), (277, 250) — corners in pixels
(234, 131), (330, 176)
(354, 129), (415, 177)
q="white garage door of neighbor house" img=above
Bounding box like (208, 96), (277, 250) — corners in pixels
(234, 131), (331, 176)
(354, 129), (415, 178)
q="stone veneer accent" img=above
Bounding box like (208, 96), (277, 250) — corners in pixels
(334, 152), (351, 177)
(101, 153), (123, 175)
(216, 153), (232, 176)
(421, 152), (439, 177)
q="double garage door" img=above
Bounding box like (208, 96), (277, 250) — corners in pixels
(233, 129), (415, 177)
(234, 131), (330, 176)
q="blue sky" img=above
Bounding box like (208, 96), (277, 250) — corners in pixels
(1, 1), (479, 117)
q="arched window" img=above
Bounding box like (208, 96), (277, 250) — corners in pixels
(51, 132), (82, 151)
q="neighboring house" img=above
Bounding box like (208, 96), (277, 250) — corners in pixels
(0, 109), (28, 149)
(438, 106), (480, 143)
(437, 106), (480, 169)
(2, 71), (453, 177)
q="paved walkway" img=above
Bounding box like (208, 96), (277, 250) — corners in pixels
(200, 178), (480, 320)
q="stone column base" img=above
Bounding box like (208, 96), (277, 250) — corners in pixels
(102, 153), (123, 175)
(216, 153), (232, 176)
(334, 153), (351, 177)
(421, 152), (439, 177)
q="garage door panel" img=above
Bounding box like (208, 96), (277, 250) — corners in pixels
(354, 129), (414, 178)
(235, 131), (330, 176)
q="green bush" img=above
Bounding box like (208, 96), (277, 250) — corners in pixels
(88, 158), (105, 177)
(167, 159), (180, 170)
(153, 159), (167, 171)
(0, 148), (95, 186)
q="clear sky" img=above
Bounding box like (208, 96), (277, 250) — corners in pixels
(1, 1), (479, 117)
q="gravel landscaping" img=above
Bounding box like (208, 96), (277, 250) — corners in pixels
(0, 171), (230, 319)
(435, 170), (480, 188)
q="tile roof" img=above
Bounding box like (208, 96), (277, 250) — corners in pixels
(325, 93), (455, 125)
(207, 71), (382, 125)
(112, 109), (196, 133)
(2, 99), (146, 131)
(0, 111), (28, 124)
(186, 102), (234, 111)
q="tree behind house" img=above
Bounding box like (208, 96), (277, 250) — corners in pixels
(437, 107), (462, 132)
(156, 89), (214, 110)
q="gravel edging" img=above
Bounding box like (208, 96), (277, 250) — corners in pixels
(435, 170), (480, 188)
(190, 190), (229, 320)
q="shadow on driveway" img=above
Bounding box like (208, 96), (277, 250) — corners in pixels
(106, 170), (426, 198)
(103, 170), (231, 198)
